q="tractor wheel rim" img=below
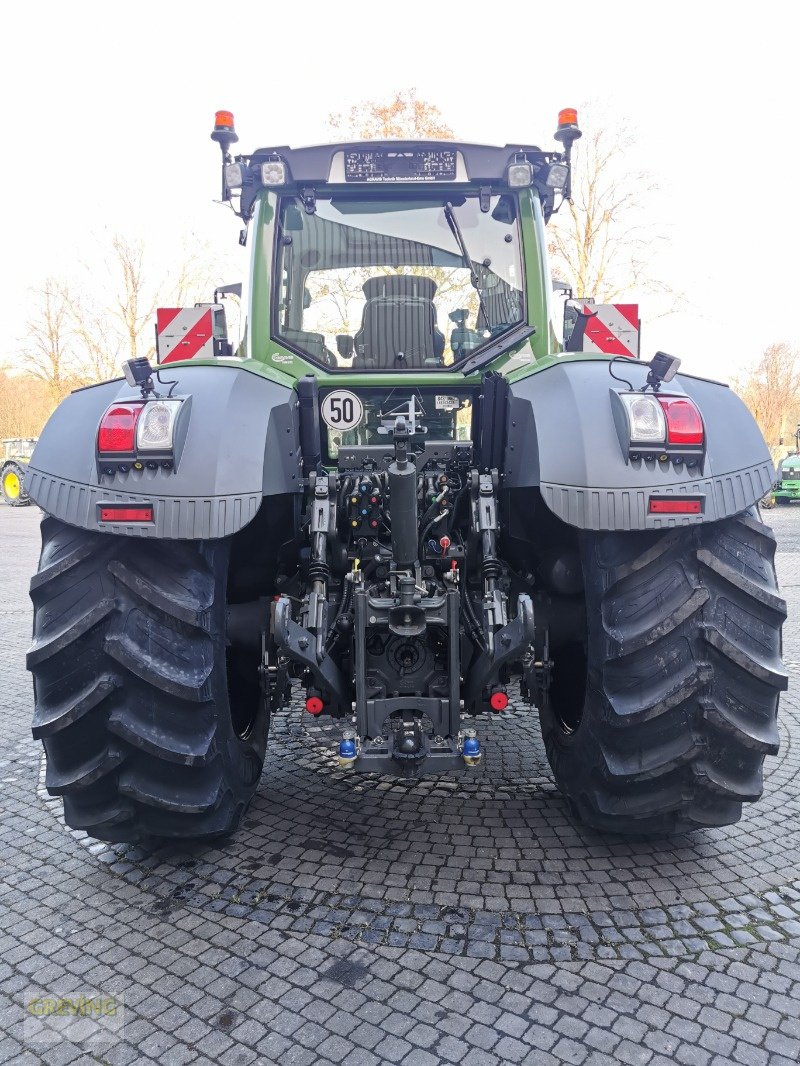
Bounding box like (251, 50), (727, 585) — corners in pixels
(3, 472), (20, 498)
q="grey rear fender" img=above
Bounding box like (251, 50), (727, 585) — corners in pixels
(506, 359), (774, 530)
(26, 365), (301, 538)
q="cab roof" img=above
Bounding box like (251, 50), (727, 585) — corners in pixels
(248, 140), (549, 185)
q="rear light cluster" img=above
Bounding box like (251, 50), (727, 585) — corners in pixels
(97, 399), (183, 475)
(612, 392), (704, 464)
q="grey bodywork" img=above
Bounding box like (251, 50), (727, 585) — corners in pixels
(506, 359), (774, 530)
(26, 357), (772, 538)
(26, 365), (300, 539)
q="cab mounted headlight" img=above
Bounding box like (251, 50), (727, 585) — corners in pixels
(507, 161), (533, 187)
(540, 162), (569, 192)
(260, 160), (287, 186)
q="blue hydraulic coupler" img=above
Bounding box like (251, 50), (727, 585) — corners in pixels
(462, 728), (482, 767)
(338, 730), (357, 769)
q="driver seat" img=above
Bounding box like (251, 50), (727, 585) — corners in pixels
(353, 275), (445, 368)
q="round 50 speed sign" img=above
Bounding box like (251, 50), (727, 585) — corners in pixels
(320, 390), (364, 431)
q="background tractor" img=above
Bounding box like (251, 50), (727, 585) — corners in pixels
(24, 110), (786, 845)
(772, 425), (800, 505)
(2, 438), (36, 506)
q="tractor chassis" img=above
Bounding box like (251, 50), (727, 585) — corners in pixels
(269, 421), (536, 777)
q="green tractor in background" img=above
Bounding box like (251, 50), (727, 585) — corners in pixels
(1, 438), (36, 506)
(23, 110), (787, 845)
(772, 425), (800, 505)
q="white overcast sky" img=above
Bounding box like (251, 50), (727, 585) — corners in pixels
(1, 0), (797, 382)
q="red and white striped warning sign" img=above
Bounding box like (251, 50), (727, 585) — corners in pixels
(580, 303), (640, 357)
(156, 306), (215, 363)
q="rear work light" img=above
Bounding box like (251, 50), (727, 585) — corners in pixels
(99, 505), (154, 522)
(619, 394), (666, 444)
(507, 162), (533, 187)
(260, 160), (287, 186)
(135, 400), (183, 452)
(97, 403), (144, 454)
(649, 497), (703, 515)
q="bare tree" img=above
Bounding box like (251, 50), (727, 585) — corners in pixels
(107, 235), (159, 362)
(70, 232), (223, 380)
(328, 89), (455, 140)
(20, 281), (80, 402)
(548, 109), (675, 306)
(16, 231), (227, 395)
(732, 342), (800, 458)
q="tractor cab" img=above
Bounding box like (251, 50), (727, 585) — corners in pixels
(201, 111), (585, 378)
(271, 191), (526, 372)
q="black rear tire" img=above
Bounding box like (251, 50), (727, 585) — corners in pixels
(540, 511), (787, 834)
(28, 517), (270, 843)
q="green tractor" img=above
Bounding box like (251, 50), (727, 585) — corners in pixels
(773, 426), (800, 504)
(25, 110), (786, 844)
(2, 438), (36, 506)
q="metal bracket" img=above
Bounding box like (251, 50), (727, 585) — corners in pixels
(337, 440), (472, 473)
(472, 472), (499, 531)
(465, 594), (535, 712)
(310, 473), (336, 534)
(479, 185), (491, 213)
(272, 595), (348, 712)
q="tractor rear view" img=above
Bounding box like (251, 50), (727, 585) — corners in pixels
(25, 110), (786, 844)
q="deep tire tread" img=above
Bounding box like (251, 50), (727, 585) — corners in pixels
(29, 518), (268, 843)
(541, 511), (786, 834)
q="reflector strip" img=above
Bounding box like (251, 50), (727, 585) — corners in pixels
(99, 506), (154, 522)
(649, 498), (703, 515)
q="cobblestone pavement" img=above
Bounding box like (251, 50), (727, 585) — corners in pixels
(2, 504), (800, 1065)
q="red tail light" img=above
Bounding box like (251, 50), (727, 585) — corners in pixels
(98, 403), (144, 453)
(657, 397), (703, 446)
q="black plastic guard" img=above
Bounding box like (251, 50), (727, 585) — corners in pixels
(24, 364), (301, 538)
(506, 359), (774, 530)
